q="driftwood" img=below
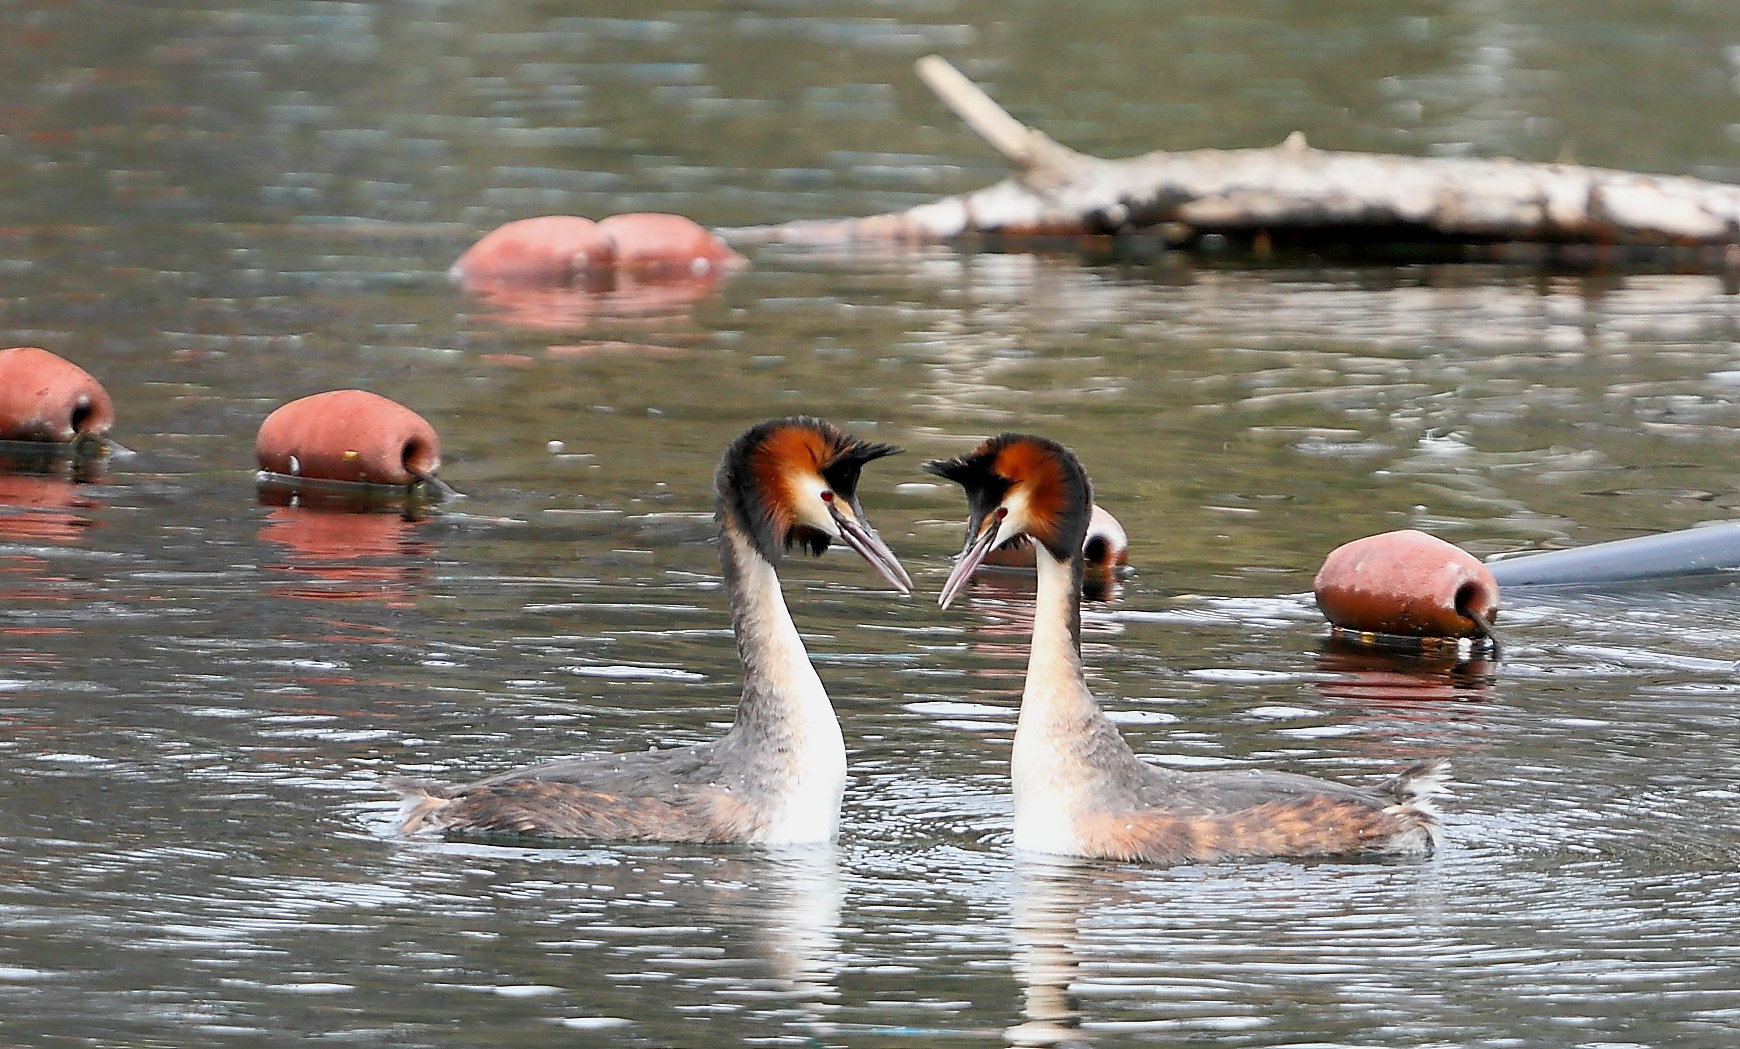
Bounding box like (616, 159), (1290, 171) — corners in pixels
(724, 55), (1740, 262)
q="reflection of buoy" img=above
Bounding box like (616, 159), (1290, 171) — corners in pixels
(260, 505), (423, 560)
(1313, 529), (1499, 640)
(0, 347), (114, 444)
(450, 215), (615, 288)
(259, 504), (431, 609)
(596, 212), (743, 279)
(1315, 635), (1494, 706)
(0, 471), (100, 544)
(256, 390), (443, 489)
(464, 273), (725, 332)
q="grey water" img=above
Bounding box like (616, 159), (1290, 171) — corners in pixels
(4, 2), (1740, 1046)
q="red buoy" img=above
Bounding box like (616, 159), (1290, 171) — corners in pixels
(256, 390), (441, 488)
(1313, 529), (1499, 639)
(0, 347), (114, 443)
(595, 212), (743, 279)
(1082, 504), (1129, 574)
(450, 215), (616, 289)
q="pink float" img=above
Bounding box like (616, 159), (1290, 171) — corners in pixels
(256, 390), (443, 490)
(595, 212), (742, 279)
(0, 347), (114, 444)
(1313, 529), (1499, 640)
(452, 212), (743, 293)
(450, 215), (616, 289)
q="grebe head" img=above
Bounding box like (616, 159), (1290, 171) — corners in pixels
(717, 417), (913, 592)
(924, 434), (1092, 608)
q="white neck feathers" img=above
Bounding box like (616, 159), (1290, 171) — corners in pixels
(1010, 544), (1105, 854)
(722, 528), (847, 843)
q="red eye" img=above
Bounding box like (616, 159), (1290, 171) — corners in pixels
(820, 490), (834, 502)
(994, 507), (1008, 519)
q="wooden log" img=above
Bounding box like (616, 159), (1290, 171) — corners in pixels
(722, 56), (1740, 256)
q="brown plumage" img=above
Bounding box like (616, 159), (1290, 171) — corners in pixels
(1075, 766), (1443, 864)
(391, 417), (910, 845)
(393, 747), (766, 843)
(927, 433), (1448, 865)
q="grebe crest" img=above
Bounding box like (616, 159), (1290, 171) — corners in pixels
(928, 432), (1448, 865)
(391, 417), (909, 845)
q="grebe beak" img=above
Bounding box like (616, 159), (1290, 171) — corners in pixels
(938, 507), (1008, 610)
(827, 495), (912, 593)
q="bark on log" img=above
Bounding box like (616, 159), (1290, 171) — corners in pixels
(722, 55), (1740, 259)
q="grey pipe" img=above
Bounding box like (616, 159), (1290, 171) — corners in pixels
(1487, 521), (1740, 587)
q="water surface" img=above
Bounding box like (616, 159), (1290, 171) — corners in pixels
(4, 3), (1740, 1046)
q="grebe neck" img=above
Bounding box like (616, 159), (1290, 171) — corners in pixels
(719, 523), (837, 741)
(1018, 544), (1094, 726)
(1011, 543), (1145, 853)
(716, 519), (846, 844)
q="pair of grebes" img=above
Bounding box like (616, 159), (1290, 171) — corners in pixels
(395, 418), (1446, 864)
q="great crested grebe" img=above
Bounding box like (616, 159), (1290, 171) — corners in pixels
(393, 417), (912, 844)
(926, 434), (1447, 864)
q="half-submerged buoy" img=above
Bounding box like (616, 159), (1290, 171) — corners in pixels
(596, 212), (743, 279)
(0, 347), (115, 446)
(450, 215), (616, 289)
(1313, 529), (1499, 641)
(256, 390), (449, 495)
(1081, 505), (1130, 575)
(452, 212), (743, 289)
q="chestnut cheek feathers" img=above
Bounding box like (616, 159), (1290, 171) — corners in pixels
(1313, 529), (1499, 640)
(0, 347), (115, 443)
(256, 390), (442, 488)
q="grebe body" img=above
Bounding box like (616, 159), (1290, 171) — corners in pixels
(927, 434), (1446, 864)
(394, 417), (911, 844)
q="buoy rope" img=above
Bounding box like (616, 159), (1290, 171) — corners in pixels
(1460, 604), (1502, 658)
(408, 467), (463, 502)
